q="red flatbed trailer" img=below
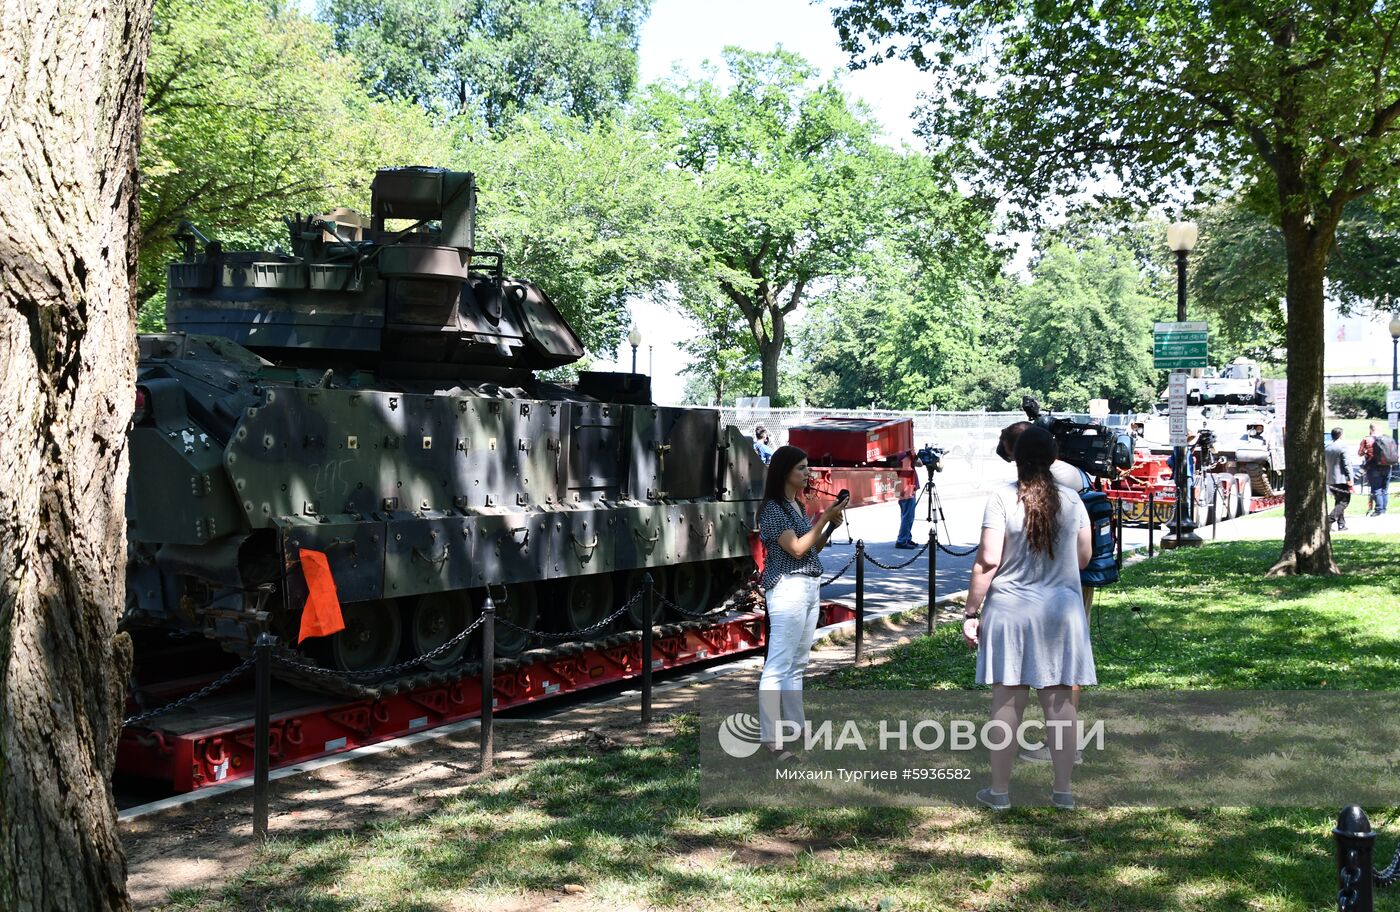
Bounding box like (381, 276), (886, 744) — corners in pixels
(117, 602), (856, 793)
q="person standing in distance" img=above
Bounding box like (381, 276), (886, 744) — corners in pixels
(895, 448), (921, 549)
(752, 425), (775, 465)
(1325, 427), (1354, 531)
(963, 425), (1095, 809)
(756, 445), (847, 760)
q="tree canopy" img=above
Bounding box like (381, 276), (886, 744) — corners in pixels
(321, 0), (650, 127)
(832, 0), (1400, 574)
(140, 0), (448, 327)
(642, 47), (992, 404)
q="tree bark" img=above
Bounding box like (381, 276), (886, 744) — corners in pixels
(0, 0), (152, 909)
(1269, 215), (1338, 576)
(759, 308), (784, 402)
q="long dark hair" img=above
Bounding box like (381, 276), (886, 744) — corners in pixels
(760, 445), (808, 517)
(1014, 425), (1061, 558)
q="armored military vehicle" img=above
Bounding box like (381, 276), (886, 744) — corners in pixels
(124, 167), (766, 696)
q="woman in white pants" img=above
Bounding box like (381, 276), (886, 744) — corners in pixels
(756, 445), (848, 760)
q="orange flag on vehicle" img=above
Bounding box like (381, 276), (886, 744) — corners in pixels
(298, 548), (345, 643)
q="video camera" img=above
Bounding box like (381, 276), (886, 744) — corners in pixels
(1021, 396), (1134, 479)
(916, 444), (945, 473)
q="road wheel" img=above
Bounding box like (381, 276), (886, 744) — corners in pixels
(563, 574), (615, 634)
(328, 599), (403, 673)
(490, 584), (538, 657)
(671, 560), (715, 619)
(407, 592), (473, 670)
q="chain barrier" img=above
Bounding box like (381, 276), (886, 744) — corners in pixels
(820, 553), (857, 586)
(937, 540), (979, 558)
(1378, 840), (1400, 888)
(864, 540), (931, 571)
(1340, 848), (1361, 912)
(274, 612), (488, 680)
(495, 590), (643, 642)
(123, 655), (258, 727)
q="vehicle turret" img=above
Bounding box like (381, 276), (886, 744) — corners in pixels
(165, 166), (583, 380)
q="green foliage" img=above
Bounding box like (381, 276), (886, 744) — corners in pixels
(792, 245), (1016, 410)
(464, 112), (697, 356)
(1329, 382), (1390, 419)
(642, 48), (993, 403)
(1016, 238), (1168, 413)
(320, 0), (649, 127)
(832, 0), (1400, 569)
(140, 0), (449, 325)
(832, 1), (1400, 225)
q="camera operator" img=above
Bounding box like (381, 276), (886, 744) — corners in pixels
(895, 448), (921, 549)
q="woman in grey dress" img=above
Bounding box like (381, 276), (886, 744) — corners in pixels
(962, 424), (1095, 809)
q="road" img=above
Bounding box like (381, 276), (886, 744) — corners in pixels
(819, 484), (1184, 614)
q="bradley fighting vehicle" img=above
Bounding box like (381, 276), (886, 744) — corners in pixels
(125, 167), (766, 697)
(1139, 357), (1286, 497)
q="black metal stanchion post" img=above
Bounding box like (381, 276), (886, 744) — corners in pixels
(253, 632), (273, 843)
(854, 540), (866, 665)
(1213, 479), (1222, 540)
(1114, 497), (1124, 570)
(1335, 805), (1377, 912)
(480, 595), (495, 773)
(642, 572), (654, 727)
(1147, 490), (1156, 558)
(927, 526), (936, 637)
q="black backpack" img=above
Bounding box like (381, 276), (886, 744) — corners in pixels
(1076, 471), (1119, 587)
(1374, 435), (1399, 468)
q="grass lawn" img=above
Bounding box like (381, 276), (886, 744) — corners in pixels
(160, 536), (1400, 912)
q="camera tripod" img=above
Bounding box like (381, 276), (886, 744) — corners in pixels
(910, 472), (978, 558)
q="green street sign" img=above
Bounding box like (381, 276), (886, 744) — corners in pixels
(1154, 321), (1209, 369)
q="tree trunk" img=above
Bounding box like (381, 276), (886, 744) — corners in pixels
(0, 0), (152, 909)
(1269, 220), (1337, 576)
(759, 309), (785, 402)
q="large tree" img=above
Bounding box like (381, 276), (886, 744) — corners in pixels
(465, 112), (697, 356)
(833, 0), (1400, 575)
(321, 0), (649, 127)
(140, 0), (448, 327)
(0, 0), (152, 908)
(1017, 237), (1169, 413)
(642, 48), (956, 403)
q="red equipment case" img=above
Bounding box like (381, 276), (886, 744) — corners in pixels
(787, 417), (913, 465)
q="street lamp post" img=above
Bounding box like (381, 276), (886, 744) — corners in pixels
(628, 326), (642, 375)
(1390, 314), (1400, 446)
(1164, 220), (1203, 550)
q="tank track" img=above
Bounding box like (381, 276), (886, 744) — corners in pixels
(1245, 464), (1279, 497)
(215, 581), (763, 702)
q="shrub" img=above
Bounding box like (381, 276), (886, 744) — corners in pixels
(1329, 382), (1388, 418)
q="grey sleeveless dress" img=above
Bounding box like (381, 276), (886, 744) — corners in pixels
(975, 481), (1097, 687)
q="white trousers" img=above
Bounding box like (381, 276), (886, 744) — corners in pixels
(758, 574), (821, 746)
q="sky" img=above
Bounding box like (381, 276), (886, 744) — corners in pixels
(592, 0), (928, 403)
